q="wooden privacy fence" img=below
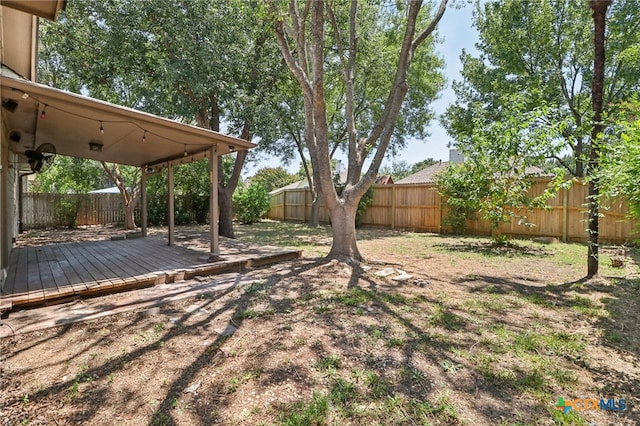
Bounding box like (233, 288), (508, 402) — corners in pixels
(267, 178), (638, 243)
(22, 193), (125, 228)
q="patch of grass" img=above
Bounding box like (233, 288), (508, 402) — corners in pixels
(314, 354), (341, 376)
(523, 293), (554, 307)
(279, 392), (329, 426)
(461, 298), (487, 315)
(571, 295), (607, 318)
(235, 221), (332, 255)
(243, 280), (270, 296)
(235, 308), (275, 319)
(329, 378), (358, 407)
(226, 368), (262, 394)
(549, 366), (578, 387)
(312, 301), (332, 314)
(69, 381), (79, 399)
(551, 408), (589, 425)
(331, 288), (371, 307)
(379, 292), (409, 305)
(400, 365), (426, 383)
(427, 304), (465, 330)
(440, 359), (463, 375)
(542, 332), (585, 357)
(518, 366), (546, 392)
(411, 391), (459, 423)
(385, 337), (404, 349)
(370, 327), (384, 340)
(365, 371), (391, 399)
(514, 332), (541, 354)
(604, 329), (624, 344)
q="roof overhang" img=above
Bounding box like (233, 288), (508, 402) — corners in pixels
(1, 70), (255, 169)
(2, 0), (66, 21)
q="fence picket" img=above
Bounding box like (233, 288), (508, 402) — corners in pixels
(267, 178), (637, 243)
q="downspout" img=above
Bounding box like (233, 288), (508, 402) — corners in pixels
(18, 171), (35, 234)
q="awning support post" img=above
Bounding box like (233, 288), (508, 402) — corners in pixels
(168, 162), (175, 246)
(141, 166), (147, 237)
(209, 146), (220, 261)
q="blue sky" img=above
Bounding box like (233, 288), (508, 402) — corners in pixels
(390, 2), (479, 165)
(248, 2), (479, 175)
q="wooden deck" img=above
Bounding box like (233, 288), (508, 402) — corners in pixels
(0, 235), (301, 310)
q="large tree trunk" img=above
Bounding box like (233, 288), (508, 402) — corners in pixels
(273, 0), (448, 263)
(101, 162), (139, 230)
(309, 192), (321, 227)
(575, 137), (585, 178)
(218, 186), (235, 238)
(124, 203), (136, 230)
(327, 202), (361, 260)
(309, 166), (322, 227)
(587, 0), (611, 278)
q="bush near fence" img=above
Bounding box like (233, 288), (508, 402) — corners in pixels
(266, 178), (638, 243)
(22, 193), (209, 229)
(22, 193), (126, 229)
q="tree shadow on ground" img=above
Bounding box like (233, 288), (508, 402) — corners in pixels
(433, 238), (554, 258)
(3, 253), (639, 424)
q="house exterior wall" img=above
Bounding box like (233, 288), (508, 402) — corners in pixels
(0, 5), (38, 290)
(1, 115), (8, 288)
(0, 99), (20, 290)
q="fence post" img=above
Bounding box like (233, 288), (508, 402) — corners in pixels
(282, 190), (287, 221)
(562, 186), (569, 242)
(304, 189), (308, 222)
(436, 189), (442, 233)
(391, 185), (396, 230)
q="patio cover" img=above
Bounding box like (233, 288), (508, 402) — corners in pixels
(1, 68), (255, 168)
(1, 67), (255, 259)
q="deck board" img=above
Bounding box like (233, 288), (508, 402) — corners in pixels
(81, 242), (133, 279)
(1, 234), (301, 309)
(57, 243), (94, 284)
(2, 243), (19, 295)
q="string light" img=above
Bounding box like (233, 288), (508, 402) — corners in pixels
(18, 90), (234, 152)
(184, 145), (188, 157)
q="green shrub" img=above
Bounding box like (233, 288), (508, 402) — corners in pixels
(55, 196), (83, 228)
(233, 183), (271, 224)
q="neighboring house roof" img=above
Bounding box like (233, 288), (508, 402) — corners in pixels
(396, 162), (553, 185)
(523, 166), (553, 177)
(269, 179), (310, 195)
(270, 172), (394, 195)
(396, 161), (449, 184)
(375, 175), (394, 185)
(89, 187), (124, 194)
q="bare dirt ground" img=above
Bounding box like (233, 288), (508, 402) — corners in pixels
(1, 223), (639, 425)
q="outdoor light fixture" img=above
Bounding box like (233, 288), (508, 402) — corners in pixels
(40, 104), (47, 119)
(88, 141), (103, 152)
(2, 99), (18, 112)
(228, 145), (235, 152)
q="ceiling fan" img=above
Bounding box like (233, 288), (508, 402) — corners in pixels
(24, 143), (56, 173)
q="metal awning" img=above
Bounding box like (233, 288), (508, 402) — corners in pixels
(1, 69), (255, 169)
